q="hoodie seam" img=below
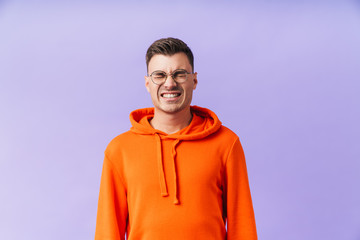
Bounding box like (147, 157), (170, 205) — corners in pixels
(104, 152), (128, 190)
(222, 137), (238, 194)
(224, 136), (239, 169)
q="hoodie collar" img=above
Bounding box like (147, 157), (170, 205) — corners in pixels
(130, 105), (222, 139)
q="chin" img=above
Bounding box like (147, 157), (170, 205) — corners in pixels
(157, 103), (189, 114)
(160, 105), (184, 113)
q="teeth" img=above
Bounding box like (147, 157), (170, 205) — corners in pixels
(162, 93), (180, 98)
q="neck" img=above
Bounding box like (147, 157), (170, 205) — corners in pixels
(150, 107), (193, 134)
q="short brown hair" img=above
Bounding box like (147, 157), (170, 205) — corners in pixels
(146, 37), (194, 72)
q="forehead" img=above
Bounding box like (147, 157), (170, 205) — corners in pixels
(148, 52), (192, 73)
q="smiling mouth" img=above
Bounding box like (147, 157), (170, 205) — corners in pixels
(161, 93), (181, 98)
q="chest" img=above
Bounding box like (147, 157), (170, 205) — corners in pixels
(122, 137), (227, 198)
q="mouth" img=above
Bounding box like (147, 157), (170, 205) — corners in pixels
(160, 92), (182, 101)
(161, 93), (181, 98)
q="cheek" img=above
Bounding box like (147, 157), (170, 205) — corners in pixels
(151, 86), (160, 97)
(184, 85), (195, 95)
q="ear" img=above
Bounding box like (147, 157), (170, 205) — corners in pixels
(192, 72), (198, 90)
(145, 76), (150, 92)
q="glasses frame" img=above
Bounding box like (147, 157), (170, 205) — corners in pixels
(148, 69), (194, 85)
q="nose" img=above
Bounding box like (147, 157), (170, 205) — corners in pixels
(163, 74), (177, 88)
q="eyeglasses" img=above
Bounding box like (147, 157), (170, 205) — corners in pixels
(148, 69), (193, 85)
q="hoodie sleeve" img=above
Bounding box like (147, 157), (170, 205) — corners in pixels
(224, 137), (257, 240)
(95, 155), (128, 240)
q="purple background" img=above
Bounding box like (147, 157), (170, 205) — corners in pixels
(1, 0), (359, 239)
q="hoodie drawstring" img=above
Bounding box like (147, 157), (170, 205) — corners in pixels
(172, 139), (180, 205)
(155, 133), (168, 197)
(155, 133), (181, 205)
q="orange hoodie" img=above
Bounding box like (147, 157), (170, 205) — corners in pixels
(95, 106), (257, 240)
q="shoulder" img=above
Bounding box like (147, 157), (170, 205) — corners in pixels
(214, 125), (240, 143)
(202, 125), (242, 159)
(108, 130), (134, 144)
(104, 130), (135, 158)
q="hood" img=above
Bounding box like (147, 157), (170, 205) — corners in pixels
(130, 105), (222, 139)
(129, 105), (222, 204)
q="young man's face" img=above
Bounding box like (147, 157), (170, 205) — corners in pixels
(145, 52), (197, 115)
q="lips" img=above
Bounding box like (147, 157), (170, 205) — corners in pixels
(161, 93), (181, 98)
(160, 90), (182, 98)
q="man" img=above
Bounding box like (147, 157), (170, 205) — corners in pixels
(95, 37), (257, 240)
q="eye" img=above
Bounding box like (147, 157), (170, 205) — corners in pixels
(152, 71), (166, 79)
(173, 70), (187, 78)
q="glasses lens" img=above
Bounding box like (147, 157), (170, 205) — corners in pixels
(173, 70), (188, 83)
(151, 71), (166, 84)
